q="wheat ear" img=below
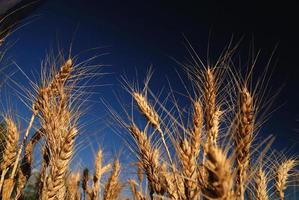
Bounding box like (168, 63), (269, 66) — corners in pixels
(275, 159), (296, 200)
(128, 125), (164, 198)
(235, 87), (254, 200)
(255, 168), (269, 200)
(2, 178), (14, 200)
(202, 144), (234, 200)
(204, 68), (220, 146)
(0, 117), (19, 194)
(132, 92), (172, 164)
(103, 159), (123, 200)
(45, 127), (78, 200)
(178, 139), (200, 199)
(66, 172), (81, 200)
(128, 179), (147, 200)
(92, 148), (112, 200)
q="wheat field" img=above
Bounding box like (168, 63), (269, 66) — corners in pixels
(0, 20), (298, 200)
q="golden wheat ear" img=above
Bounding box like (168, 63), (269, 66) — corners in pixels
(0, 117), (19, 197)
(254, 167), (269, 200)
(202, 143), (235, 200)
(128, 179), (147, 200)
(127, 124), (165, 198)
(234, 87), (254, 200)
(91, 148), (112, 200)
(275, 159), (297, 200)
(66, 171), (81, 200)
(103, 159), (123, 200)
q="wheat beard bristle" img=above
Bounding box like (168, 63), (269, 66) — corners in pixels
(275, 159), (296, 200)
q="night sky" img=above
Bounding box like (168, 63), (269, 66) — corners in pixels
(1, 0), (299, 168)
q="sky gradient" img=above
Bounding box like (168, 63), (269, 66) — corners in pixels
(1, 0), (299, 169)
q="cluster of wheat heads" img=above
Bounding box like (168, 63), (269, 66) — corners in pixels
(0, 47), (125, 199)
(0, 32), (298, 200)
(115, 49), (298, 200)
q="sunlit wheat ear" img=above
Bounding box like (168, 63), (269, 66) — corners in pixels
(202, 144), (234, 200)
(92, 148), (112, 200)
(103, 159), (123, 200)
(160, 161), (184, 199)
(204, 68), (220, 146)
(45, 127), (78, 200)
(132, 91), (173, 166)
(128, 125), (163, 198)
(136, 161), (143, 184)
(177, 138), (200, 199)
(2, 178), (14, 200)
(1, 117), (19, 171)
(66, 171), (81, 200)
(255, 168), (269, 200)
(275, 159), (297, 200)
(132, 92), (160, 130)
(0, 117), (19, 195)
(10, 58), (74, 181)
(235, 87), (254, 200)
(128, 179), (147, 200)
(190, 100), (203, 157)
(47, 58), (73, 94)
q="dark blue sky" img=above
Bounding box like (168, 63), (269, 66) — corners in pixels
(1, 0), (299, 168)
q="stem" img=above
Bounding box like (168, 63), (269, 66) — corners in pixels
(10, 114), (36, 179)
(0, 168), (8, 193)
